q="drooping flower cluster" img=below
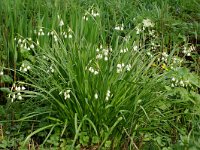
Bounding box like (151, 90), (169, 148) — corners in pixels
(171, 77), (190, 88)
(169, 56), (183, 70)
(47, 31), (59, 42)
(135, 19), (155, 35)
(117, 63), (131, 73)
(59, 89), (71, 100)
(114, 23), (124, 31)
(142, 19), (155, 28)
(61, 31), (72, 39)
(120, 48), (128, 53)
(9, 83), (26, 102)
(20, 63), (31, 72)
(57, 15), (65, 27)
(91, 9), (100, 17)
(35, 28), (45, 36)
(0, 70), (3, 76)
(160, 52), (169, 62)
(59, 19), (64, 27)
(183, 45), (195, 56)
(61, 27), (73, 39)
(105, 90), (111, 101)
(133, 44), (139, 52)
(47, 65), (55, 73)
(94, 93), (98, 99)
(15, 37), (35, 50)
(88, 66), (99, 75)
(96, 45), (112, 61)
(146, 51), (153, 58)
(83, 8), (100, 21)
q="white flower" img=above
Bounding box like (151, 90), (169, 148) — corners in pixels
(89, 67), (94, 73)
(133, 45), (138, 51)
(38, 29), (45, 36)
(18, 39), (22, 43)
(104, 56), (108, 61)
(106, 90), (110, 97)
(23, 68), (28, 72)
(187, 53), (191, 56)
(27, 66), (31, 70)
(68, 34), (72, 39)
(24, 43), (27, 50)
(172, 77), (176, 81)
(94, 71), (99, 75)
(96, 54), (103, 59)
(17, 93), (22, 100)
(64, 90), (71, 100)
(102, 49), (109, 56)
(142, 19), (154, 28)
(147, 52), (153, 57)
(16, 86), (21, 91)
(114, 24), (124, 31)
(93, 13), (100, 17)
(171, 83), (175, 87)
(30, 44), (34, 49)
(117, 63), (125, 73)
(120, 48), (128, 53)
(0, 71), (3, 76)
(11, 94), (16, 102)
(91, 10), (100, 17)
(105, 90), (111, 101)
(149, 30), (155, 36)
(18, 95), (22, 100)
(179, 80), (184, 87)
(59, 19), (64, 27)
(21, 86), (26, 90)
(105, 97), (109, 101)
(68, 27), (72, 32)
(94, 93), (98, 99)
(64, 34), (67, 38)
(83, 16), (88, 21)
(189, 45), (195, 51)
(162, 52), (168, 57)
(136, 26), (141, 34)
(96, 48), (100, 52)
(126, 64), (131, 71)
(114, 26), (120, 30)
(117, 63), (124, 68)
(53, 35), (58, 42)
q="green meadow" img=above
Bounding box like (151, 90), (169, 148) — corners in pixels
(0, 0), (200, 149)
